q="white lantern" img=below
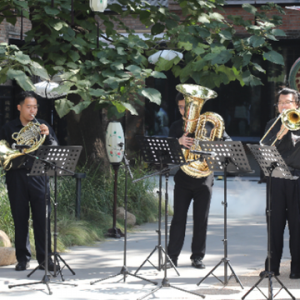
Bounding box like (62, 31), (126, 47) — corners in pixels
(89, 0), (108, 12)
(105, 121), (125, 164)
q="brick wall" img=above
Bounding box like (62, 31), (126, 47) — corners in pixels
(0, 18), (31, 43)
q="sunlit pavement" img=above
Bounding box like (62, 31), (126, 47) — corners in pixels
(1, 176), (299, 300)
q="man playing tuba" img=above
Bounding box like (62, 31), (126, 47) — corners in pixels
(0, 91), (58, 271)
(166, 91), (231, 269)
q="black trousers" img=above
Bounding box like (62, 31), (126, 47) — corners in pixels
(265, 172), (300, 274)
(168, 169), (213, 261)
(6, 168), (52, 264)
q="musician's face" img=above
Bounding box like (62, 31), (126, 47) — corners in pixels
(178, 99), (185, 116)
(18, 97), (38, 125)
(277, 94), (298, 114)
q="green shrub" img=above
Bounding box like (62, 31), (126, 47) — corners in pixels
(0, 161), (164, 254)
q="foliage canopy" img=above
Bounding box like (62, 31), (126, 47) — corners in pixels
(0, 0), (285, 119)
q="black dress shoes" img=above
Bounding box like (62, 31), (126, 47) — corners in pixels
(259, 270), (280, 278)
(15, 261), (30, 271)
(191, 258), (205, 269)
(290, 273), (300, 279)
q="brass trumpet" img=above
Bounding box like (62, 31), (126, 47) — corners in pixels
(260, 108), (300, 146)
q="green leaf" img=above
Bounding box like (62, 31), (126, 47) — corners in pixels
(249, 35), (265, 47)
(30, 61), (50, 80)
(166, 19), (178, 30)
(55, 98), (74, 118)
(211, 50), (232, 65)
(178, 41), (193, 51)
(51, 83), (71, 95)
(44, 6), (60, 15)
(120, 102), (138, 115)
(219, 30), (232, 40)
(242, 70), (262, 86)
(265, 34), (278, 41)
(14, 52), (31, 65)
(193, 45), (206, 56)
(71, 101), (91, 114)
(7, 69), (35, 90)
(117, 47), (126, 55)
(89, 88), (106, 97)
(263, 50), (284, 65)
(242, 54), (252, 66)
(198, 14), (210, 24)
(270, 29), (286, 37)
(126, 65), (142, 77)
(252, 62), (265, 73)
(242, 3), (257, 15)
(50, 20), (65, 31)
(151, 71), (167, 79)
(68, 50), (80, 62)
(151, 23), (165, 35)
(141, 88), (161, 105)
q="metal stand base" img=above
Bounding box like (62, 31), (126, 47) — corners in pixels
(27, 253), (75, 281)
(90, 266), (157, 286)
(197, 258), (243, 288)
(138, 277), (205, 300)
(242, 272), (295, 300)
(134, 245), (179, 276)
(8, 274), (77, 295)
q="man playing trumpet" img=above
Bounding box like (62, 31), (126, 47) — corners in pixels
(0, 91), (58, 271)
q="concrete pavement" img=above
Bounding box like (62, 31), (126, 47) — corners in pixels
(0, 176), (299, 300)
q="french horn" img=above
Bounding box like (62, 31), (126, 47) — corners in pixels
(0, 119), (46, 171)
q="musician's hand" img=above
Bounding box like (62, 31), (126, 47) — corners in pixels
(179, 133), (194, 148)
(277, 124), (288, 140)
(40, 124), (49, 136)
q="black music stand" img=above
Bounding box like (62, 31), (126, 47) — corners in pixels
(90, 153), (157, 286)
(197, 141), (252, 289)
(134, 136), (205, 300)
(242, 144), (296, 300)
(9, 145), (82, 294)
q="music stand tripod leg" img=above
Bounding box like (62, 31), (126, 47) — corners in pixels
(138, 171), (205, 300)
(91, 155), (158, 287)
(134, 158), (168, 274)
(242, 159), (295, 300)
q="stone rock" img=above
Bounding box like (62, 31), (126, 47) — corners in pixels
(0, 247), (17, 266)
(116, 207), (136, 226)
(0, 230), (12, 247)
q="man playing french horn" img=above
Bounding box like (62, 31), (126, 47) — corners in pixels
(259, 87), (300, 279)
(166, 87), (231, 269)
(0, 91), (58, 271)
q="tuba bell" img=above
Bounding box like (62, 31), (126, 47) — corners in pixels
(176, 84), (225, 178)
(0, 120), (46, 171)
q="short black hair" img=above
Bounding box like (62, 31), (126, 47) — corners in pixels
(18, 91), (37, 105)
(175, 92), (184, 105)
(277, 87), (300, 105)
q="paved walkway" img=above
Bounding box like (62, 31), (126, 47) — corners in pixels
(0, 177), (299, 300)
